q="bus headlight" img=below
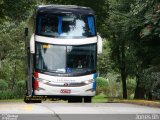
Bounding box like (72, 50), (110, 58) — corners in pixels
(35, 77), (50, 84)
(83, 79), (95, 85)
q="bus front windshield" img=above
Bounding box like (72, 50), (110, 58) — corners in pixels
(35, 42), (96, 74)
(36, 14), (96, 38)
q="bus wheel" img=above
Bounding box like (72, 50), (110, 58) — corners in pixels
(24, 97), (42, 103)
(68, 97), (82, 103)
(84, 97), (92, 103)
(24, 97), (31, 103)
(32, 100), (42, 103)
(24, 100), (42, 103)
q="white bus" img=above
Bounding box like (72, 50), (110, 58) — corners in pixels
(24, 5), (102, 103)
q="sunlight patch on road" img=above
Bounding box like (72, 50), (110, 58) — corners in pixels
(23, 105), (33, 111)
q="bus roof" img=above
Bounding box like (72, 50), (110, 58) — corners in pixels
(36, 5), (94, 15)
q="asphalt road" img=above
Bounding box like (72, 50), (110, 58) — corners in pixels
(0, 102), (160, 120)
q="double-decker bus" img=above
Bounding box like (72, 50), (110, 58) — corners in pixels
(24, 5), (102, 103)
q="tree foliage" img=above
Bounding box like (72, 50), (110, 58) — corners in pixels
(102, 0), (160, 99)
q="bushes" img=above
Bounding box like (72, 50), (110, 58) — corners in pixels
(15, 80), (25, 98)
(96, 77), (109, 95)
(127, 78), (136, 99)
(0, 91), (23, 99)
(0, 79), (8, 91)
(96, 76), (122, 98)
(141, 70), (160, 100)
(0, 79), (25, 99)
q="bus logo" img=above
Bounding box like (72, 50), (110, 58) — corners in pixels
(64, 83), (69, 86)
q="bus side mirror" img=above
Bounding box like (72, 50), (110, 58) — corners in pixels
(30, 34), (35, 53)
(25, 27), (28, 36)
(97, 35), (103, 54)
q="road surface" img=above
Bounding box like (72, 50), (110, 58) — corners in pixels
(0, 102), (160, 120)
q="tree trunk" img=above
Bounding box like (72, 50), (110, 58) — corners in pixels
(0, 60), (1, 70)
(117, 43), (127, 99)
(121, 67), (127, 99)
(147, 92), (153, 100)
(120, 44), (127, 99)
(134, 76), (145, 99)
(134, 64), (145, 99)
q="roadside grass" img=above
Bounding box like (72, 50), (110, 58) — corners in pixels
(118, 99), (160, 108)
(92, 94), (160, 108)
(0, 99), (23, 102)
(92, 93), (107, 103)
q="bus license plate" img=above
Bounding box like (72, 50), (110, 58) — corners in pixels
(60, 89), (71, 94)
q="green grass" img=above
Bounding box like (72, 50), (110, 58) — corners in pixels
(92, 93), (107, 103)
(0, 99), (23, 102)
(119, 99), (160, 108)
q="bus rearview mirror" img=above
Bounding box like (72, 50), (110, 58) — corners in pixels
(30, 34), (35, 53)
(97, 35), (102, 54)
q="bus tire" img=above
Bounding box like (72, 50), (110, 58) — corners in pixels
(24, 97), (30, 103)
(24, 97), (42, 103)
(32, 100), (42, 103)
(68, 97), (82, 103)
(84, 97), (92, 103)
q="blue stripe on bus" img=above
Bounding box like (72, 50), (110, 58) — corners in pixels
(93, 81), (96, 90)
(93, 73), (97, 79)
(92, 73), (97, 90)
(87, 17), (95, 36)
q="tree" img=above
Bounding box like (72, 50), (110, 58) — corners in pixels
(0, 0), (36, 98)
(103, 0), (136, 99)
(130, 0), (160, 99)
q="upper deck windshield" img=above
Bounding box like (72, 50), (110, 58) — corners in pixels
(36, 13), (96, 38)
